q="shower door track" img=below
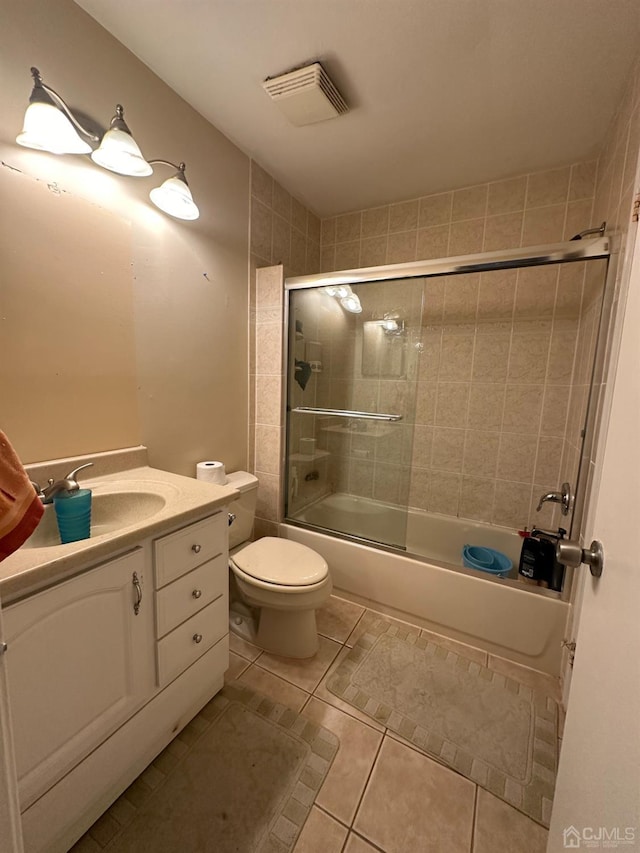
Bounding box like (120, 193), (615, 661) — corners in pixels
(284, 236), (610, 291)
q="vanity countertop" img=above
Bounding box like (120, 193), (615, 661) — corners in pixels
(0, 465), (239, 605)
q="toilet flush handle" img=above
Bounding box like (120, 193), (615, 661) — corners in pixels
(228, 513), (236, 526)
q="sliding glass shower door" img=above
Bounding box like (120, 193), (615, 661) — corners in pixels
(285, 277), (422, 549)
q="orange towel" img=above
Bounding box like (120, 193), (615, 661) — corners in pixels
(0, 431), (44, 561)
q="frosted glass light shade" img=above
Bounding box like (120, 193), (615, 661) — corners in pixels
(91, 128), (152, 176)
(324, 284), (352, 298)
(341, 294), (362, 313)
(150, 175), (200, 220)
(16, 101), (92, 155)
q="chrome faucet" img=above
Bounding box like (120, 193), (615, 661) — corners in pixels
(31, 463), (94, 504)
(536, 482), (572, 516)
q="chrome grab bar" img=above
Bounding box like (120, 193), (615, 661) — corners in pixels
(291, 406), (403, 422)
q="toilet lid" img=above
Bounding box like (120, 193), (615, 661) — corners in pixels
(231, 537), (328, 586)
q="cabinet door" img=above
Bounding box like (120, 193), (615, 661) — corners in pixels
(4, 548), (155, 811)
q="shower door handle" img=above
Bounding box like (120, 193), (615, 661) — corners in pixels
(292, 407), (403, 422)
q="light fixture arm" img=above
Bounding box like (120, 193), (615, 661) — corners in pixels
(30, 67), (99, 143)
(148, 160), (190, 183)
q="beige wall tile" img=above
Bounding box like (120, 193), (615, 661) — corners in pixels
(418, 192), (453, 227)
(409, 467), (430, 508)
(473, 335), (510, 383)
(483, 212), (524, 251)
(459, 475), (496, 522)
(272, 213), (291, 265)
(335, 240), (361, 270)
(291, 196), (308, 233)
(487, 176), (527, 215)
(564, 198), (594, 241)
(514, 266), (558, 317)
(336, 212), (362, 242)
(256, 266), (283, 308)
(290, 227), (307, 275)
(526, 166), (570, 208)
(320, 245), (336, 272)
(439, 335), (474, 380)
(477, 270), (516, 320)
(306, 239), (320, 274)
(250, 199), (273, 262)
(497, 433), (537, 482)
(322, 217), (337, 244)
(256, 472), (280, 521)
(467, 384), (506, 431)
(502, 385), (544, 434)
(251, 161), (273, 207)
(412, 425), (434, 468)
(361, 205), (390, 237)
(256, 375), (282, 425)
(435, 383), (471, 427)
(507, 333), (551, 384)
(522, 204), (566, 245)
(492, 479), (532, 527)
(358, 236), (387, 268)
(254, 424), (282, 474)
(569, 160), (597, 201)
(349, 458), (375, 497)
(431, 428), (465, 471)
(428, 470), (462, 515)
(308, 212), (321, 243)
(540, 386), (570, 436)
(416, 224), (449, 259)
(389, 200), (419, 233)
(463, 430), (500, 478)
(386, 231), (417, 263)
(535, 435), (564, 485)
(415, 382), (437, 424)
(255, 323), (283, 375)
(272, 181), (292, 221)
(448, 218), (484, 255)
(452, 184), (488, 221)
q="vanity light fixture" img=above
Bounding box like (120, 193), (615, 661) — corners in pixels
(148, 161), (199, 220)
(341, 293), (362, 313)
(91, 104), (152, 177)
(16, 67), (97, 155)
(323, 284), (352, 298)
(15, 67), (200, 221)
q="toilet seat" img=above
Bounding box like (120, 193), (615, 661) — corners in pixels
(230, 537), (328, 587)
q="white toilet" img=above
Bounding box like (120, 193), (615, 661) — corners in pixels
(227, 471), (332, 658)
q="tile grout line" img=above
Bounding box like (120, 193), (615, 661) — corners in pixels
(469, 783), (480, 853)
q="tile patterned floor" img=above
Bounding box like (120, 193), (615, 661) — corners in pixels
(75, 596), (556, 853)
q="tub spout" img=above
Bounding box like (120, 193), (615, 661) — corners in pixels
(536, 482), (572, 516)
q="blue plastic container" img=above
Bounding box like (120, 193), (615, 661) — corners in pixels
(462, 545), (513, 578)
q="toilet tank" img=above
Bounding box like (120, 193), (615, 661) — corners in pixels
(226, 471), (259, 549)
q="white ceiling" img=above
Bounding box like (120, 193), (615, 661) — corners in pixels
(75, 0), (640, 217)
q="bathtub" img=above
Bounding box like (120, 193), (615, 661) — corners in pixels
(283, 493), (569, 676)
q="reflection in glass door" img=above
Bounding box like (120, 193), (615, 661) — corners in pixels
(285, 278), (423, 549)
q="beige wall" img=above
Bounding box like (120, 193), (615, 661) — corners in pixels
(0, 0), (249, 476)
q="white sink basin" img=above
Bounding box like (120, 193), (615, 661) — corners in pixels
(24, 491), (167, 549)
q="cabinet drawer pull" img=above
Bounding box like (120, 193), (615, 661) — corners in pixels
(193, 633), (203, 644)
(132, 571), (142, 616)
(191, 544), (202, 554)
(192, 589), (202, 599)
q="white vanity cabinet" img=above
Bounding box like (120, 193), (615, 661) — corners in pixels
(4, 547), (155, 812)
(4, 508), (230, 853)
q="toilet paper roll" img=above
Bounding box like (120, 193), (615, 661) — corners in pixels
(196, 461), (227, 485)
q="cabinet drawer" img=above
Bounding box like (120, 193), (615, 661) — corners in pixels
(155, 554), (227, 639)
(154, 512), (226, 588)
(156, 596), (227, 686)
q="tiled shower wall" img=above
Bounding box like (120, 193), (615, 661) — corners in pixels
(249, 161), (320, 537)
(315, 162), (600, 531)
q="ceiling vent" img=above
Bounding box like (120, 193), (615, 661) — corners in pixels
(262, 62), (348, 127)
